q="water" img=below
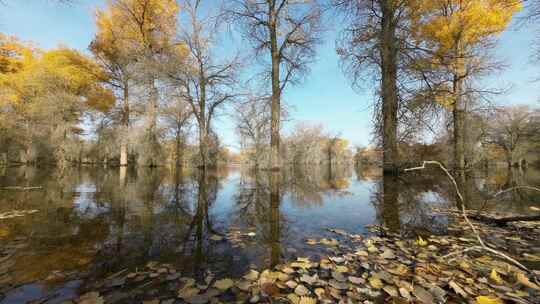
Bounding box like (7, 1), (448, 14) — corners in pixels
(0, 165), (538, 303)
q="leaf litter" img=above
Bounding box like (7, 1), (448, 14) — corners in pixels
(22, 208), (540, 303)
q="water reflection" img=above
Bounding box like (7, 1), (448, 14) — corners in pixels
(0, 165), (539, 302)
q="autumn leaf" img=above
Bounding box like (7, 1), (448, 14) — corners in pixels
(489, 269), (504, 285)
(475, 295), (503, 304)
(415, 236), (428, 246)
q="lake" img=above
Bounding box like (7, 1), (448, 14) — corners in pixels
(0, 165), (539, 303)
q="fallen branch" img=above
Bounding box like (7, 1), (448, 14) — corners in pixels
(405, 161), (530, 272)
(1, 186), (42, 191)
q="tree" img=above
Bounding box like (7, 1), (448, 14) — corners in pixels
(91, 0), (182, 166)
(410, 0), (522, 169)
(484, 105), (537, 167)
(166, 0), (239, 170)
(0, 41), (114, 166)
(91, 9), (135, 167)
(161, 94), (192, 168)
(335, 0), (411, 174)
(229, 0), (322, 170)
(234, 94), (271, 168)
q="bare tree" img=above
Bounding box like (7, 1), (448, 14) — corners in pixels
(484, 105), (538, 167)
(234, 94), (271, 168)
(228, 0), (323, 170)
(166, 0), (240, 169)
(161, 94), (193, 168)
(334, 0), (410, 174)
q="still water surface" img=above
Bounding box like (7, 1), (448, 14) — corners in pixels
(0, 165), (538, 303)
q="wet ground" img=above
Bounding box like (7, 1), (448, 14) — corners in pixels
(0, 165), (539, 303)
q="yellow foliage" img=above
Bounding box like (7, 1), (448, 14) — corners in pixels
(411, 0), (521, 56)
(0, 33), (36, 75)
(94, 0), (179, 56)
(1, 43), (114, 113)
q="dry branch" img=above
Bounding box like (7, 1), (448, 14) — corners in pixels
(404, 161), (531, 272)
(1, 186), (43, 191)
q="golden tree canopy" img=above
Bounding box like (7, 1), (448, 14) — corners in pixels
(0, 42), (114, 113)
(411, 0), (522, 55)
(94, 0), (180, 56)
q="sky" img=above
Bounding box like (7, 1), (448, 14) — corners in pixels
(1, 0), (539, 151)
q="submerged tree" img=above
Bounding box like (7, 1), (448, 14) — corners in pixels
(229, 0), (323, 170)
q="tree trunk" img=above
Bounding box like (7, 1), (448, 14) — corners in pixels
(120, 83), (129, 167)
(381, 174), (400, 232)
(269, 9), (281, 170)
(199, 74), (209, 170)
(453, 44), (466, 170)
(269, 170), (281, 267)
(380, 0), (399, 174)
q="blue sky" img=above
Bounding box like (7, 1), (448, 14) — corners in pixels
(1, 0), (538, 150)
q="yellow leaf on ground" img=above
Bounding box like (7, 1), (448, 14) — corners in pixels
(415, 236), (428, 246)
(490, 269), (504, 285)
(476, 296), (503, 304)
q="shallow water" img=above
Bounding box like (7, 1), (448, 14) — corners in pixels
(0, 165), (538, 303)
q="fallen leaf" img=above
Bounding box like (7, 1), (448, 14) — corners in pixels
(415, 236), (428, 247)
(475, 296), (503, 304)
(299, 296), (317, 304)
(516, 272), (540, 290)
(369, 277), (384, 289)
(412, 286), (433, 304)
(490, 269), (504, 285)
(213, 278), (234, 291)
(295, 284), (310, 296)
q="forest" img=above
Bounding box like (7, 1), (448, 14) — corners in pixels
(0, 1), (540, 304)
(0, 0), (537, 172)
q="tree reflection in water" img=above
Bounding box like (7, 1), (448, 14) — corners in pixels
(0, 165), (538, 298)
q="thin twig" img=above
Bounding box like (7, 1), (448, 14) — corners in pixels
(405, 161), (530, 272)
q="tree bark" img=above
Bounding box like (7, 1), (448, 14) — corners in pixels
(120, 83), (129, 167)
(453, 44), (466, 170)
(199, 73), (209, 170)
(269, 5), (281, 170)
(380, 0), (399, 174)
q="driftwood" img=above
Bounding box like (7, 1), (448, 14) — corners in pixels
(434, 207), (540, 226)
(467, 213), (540, 225)
(405, 161), (532, 273)
(1, 186), (42, 191)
